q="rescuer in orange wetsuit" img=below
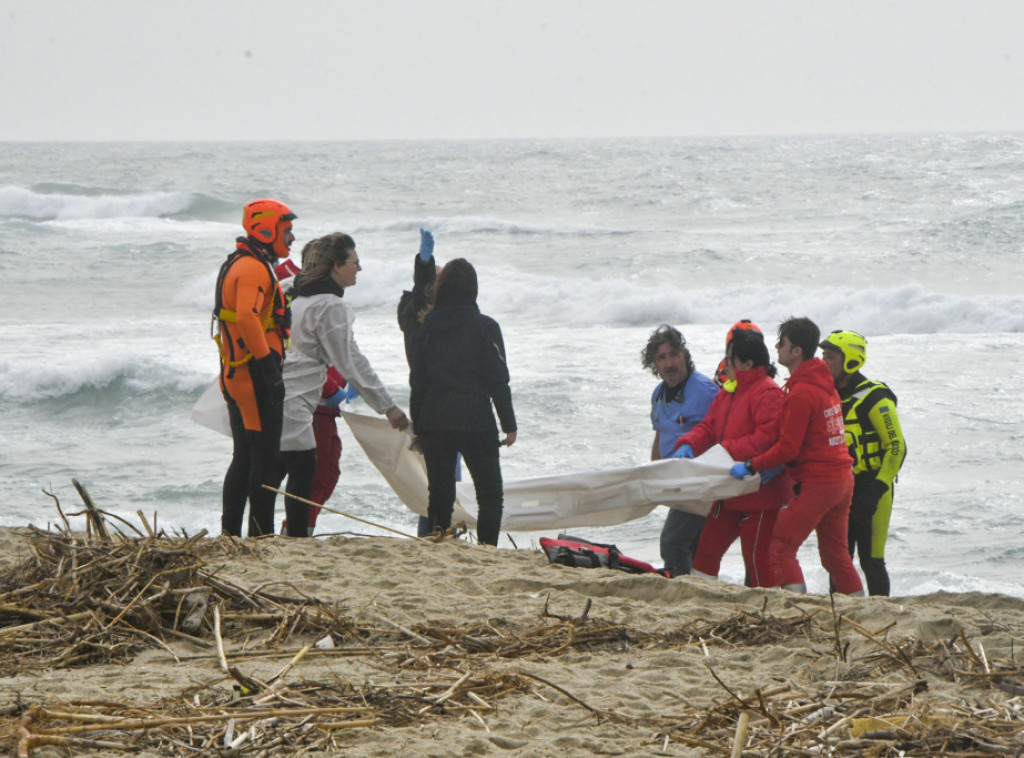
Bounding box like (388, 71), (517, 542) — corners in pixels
(214, 199), (296, 537)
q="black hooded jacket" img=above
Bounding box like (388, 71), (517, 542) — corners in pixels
(409, 302), (516, 436)
(397, 254), (436, 367)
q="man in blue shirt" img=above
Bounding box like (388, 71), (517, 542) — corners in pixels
(642, 325), (720, 576)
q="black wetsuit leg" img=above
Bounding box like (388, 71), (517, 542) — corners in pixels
(222, 388), (282, 538)
(245, 394), (283, 537)
(222, 396), (250, 537)
(847, 491), (890, 596)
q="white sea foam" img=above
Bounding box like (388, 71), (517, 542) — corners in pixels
(0, 185), (196, 220)
(0, 349), (212, 401)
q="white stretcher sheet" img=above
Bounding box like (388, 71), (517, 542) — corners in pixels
(341, 412), (761, 532)
(190, 391), (762, 531)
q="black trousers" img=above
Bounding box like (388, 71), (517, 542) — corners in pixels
(418, 430), (504, 546)
(222, 394), (282, 537)
(278, 449), (317, 537)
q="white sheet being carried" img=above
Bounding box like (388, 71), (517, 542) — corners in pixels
(341, 412), (761, 532)
(190, 378), (231, 436)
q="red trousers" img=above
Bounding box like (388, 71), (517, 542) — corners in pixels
(307, 413), (342, 527)
(770, 476), (863, 594)
(693, 507), (779, 588)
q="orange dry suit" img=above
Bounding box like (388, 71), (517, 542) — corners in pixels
(213, 237), (291, 430)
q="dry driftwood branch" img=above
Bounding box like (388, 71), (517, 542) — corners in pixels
(262, 485), (418, 540)
(71, 479), (109, 541)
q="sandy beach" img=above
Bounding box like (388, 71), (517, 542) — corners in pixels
(2, 522), (1023, 757)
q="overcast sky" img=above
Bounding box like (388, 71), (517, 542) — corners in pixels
(3, 0), (1024, 141)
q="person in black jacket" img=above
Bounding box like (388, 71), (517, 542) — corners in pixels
(397, 228), (444, 537)
(410, 258), (517, 546)
(397, 229), (437, 368)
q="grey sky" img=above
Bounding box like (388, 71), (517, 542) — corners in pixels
(3, 0), (1023, 141)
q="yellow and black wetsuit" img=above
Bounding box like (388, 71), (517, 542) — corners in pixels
(838, 373), (907, 596)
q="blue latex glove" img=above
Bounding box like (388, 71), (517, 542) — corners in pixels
(759, 465), (784, 484)
(323, 387), (347, 409)
(323, 385), (359, 408)
(418, 228), (434, 261)
(729, 462), (752, 480)
(671, 444), (694, 459)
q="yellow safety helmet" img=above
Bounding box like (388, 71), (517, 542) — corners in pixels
(818, 330), (867, 373)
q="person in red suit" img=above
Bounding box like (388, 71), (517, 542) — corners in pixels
(730, 317), (864, 595)
(674, 326), (788, 587)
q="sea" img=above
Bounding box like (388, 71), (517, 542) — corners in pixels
(1, 135), (1023, 598)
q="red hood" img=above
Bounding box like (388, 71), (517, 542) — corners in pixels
(733, 365), (771, 389)
(785, 358), (836, 394)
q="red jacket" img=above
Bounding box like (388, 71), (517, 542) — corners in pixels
(677, 366), (789, 512)
(751, 358), (853, 483)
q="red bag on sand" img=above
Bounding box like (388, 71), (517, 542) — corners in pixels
(540, 534), (669, 578)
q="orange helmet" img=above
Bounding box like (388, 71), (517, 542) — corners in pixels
(242, 199), (296, 258)
(717, 320), (763, 387)
(725, 319), (762, 348)
(714, 357), (729, 388)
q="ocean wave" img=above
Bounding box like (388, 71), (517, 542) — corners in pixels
(0, 352), (214, 403)
(472, 275), (1024, 335)
(174, 256), (1024, 336)
(347, 215), (634, 237)
(0, 185), (230, 222)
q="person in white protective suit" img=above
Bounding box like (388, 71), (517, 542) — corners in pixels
(277, 232), (409, 536)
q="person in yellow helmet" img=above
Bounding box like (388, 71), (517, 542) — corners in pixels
(819, 330), (907, 596)
(213, 198), (296, 537)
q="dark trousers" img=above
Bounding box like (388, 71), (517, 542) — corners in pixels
(419, 431), (504, 546)
(222, 394), (282, 537)
(278, 449), (317, 537)
(416, 454), (462, 537)
(659, 509), (706, 577)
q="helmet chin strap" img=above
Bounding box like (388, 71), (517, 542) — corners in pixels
(246, 235), (279, 264)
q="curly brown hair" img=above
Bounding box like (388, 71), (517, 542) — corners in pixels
(641, 324), (694, 378)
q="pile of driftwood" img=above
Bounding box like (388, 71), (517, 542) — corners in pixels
(2, 486), (1023, 755)
(0, 487), (334, 676)
(651, 601), (1024, 755)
